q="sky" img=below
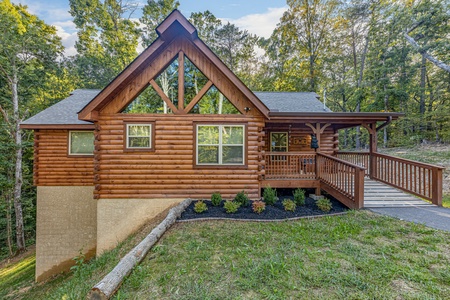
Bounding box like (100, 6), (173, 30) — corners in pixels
(14, 0), (288, 56)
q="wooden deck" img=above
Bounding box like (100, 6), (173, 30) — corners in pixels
(263, 151), (444, 209)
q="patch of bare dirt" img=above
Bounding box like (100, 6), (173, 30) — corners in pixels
(0, 245), (35, 269)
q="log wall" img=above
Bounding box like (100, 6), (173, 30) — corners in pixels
(34, 130), (94, 186)
(263, 126), (338, 154)
(94, 114), (265, 199)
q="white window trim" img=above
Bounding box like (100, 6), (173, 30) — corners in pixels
(68, 131), (94, 156)
(270, 132), (288, 152)
(126, 123), (152, 149)
(196, 124), (245, 165)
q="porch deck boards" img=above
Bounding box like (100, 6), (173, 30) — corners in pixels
(364, 178), (433, 208)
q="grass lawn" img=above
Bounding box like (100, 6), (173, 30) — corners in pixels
(2, 211), (449, 299)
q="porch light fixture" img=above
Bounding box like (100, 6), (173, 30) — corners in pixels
(310, 134), (319, 149)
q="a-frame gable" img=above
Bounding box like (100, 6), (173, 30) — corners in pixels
(78, 10), (269, 121)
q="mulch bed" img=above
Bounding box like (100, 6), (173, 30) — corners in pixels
(178, 196), (349, 221)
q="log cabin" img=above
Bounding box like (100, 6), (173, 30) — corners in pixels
(21, 10), (444, 281)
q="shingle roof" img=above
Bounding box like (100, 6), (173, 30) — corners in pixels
(21, 90), (330, 126)
(21, 89), (100, 126)
(254, 92), (331, 113)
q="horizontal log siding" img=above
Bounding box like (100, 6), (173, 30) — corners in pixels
(34, 130), (94, 186)
(94, 114), (265, 199)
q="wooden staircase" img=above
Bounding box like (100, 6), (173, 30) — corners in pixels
(364, 178), (434, 208)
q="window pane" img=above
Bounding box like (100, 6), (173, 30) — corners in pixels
(198, 146), (219, 164)
(129, 125), (150, 137)
(222, 146), (243, 164)
(128, 137), (150, 148)
(70, 132), (94, 154)
(222, 126), (243, 144)
(197, 126), (219, 144)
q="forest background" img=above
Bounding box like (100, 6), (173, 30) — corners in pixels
(0, 0), (449, 258)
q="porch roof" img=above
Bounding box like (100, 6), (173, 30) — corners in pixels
(267, 111), (404, 130)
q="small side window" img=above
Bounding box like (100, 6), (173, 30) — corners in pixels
(126, 124), (153, 150)
(69, 131), (94, 155)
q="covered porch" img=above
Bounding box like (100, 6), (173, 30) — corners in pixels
(260, 112), (444, 209)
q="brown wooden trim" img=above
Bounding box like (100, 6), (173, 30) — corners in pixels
(183, 80), (213, 113)
(67, 130), (95, 158)
(123, 121), (156, 152)
(193, 121), (248, 169)
(178, 51), (185, 110)
(21, 124), (95, 130)
(149, 79), (179, 114)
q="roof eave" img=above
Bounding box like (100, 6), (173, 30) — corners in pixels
(20, 123), (95, 130)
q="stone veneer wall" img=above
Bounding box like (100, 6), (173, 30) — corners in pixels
(96, 198), (183, 254)
(35, 186), (96, 281)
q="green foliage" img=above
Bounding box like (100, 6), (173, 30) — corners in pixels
(234, 190), (250, 207)
(211, 192), (222, 207)
(263, 186), (277, 205)
(193, 200), (208, 214)
(293, 188), (306, 206)
(316, 198), (333, 212)
(282, 199), (296, 212)
(223, 200), (240, 214)
(252, 200), (266, 214)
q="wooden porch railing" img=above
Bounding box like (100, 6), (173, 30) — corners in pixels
(336, 151), (370, 176)
(317, 153), (365, 209)
(371, 153), (444, 206)
(264, 152), (316, 179)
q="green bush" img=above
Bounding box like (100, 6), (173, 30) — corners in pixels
(263, 186), (277, 205)
(224, 200), (241, 214)
(283, 199), (296, 212)
(211, 192), (222, 206)
(194, 200), (208, 214)
(316, 198), (332, 212)
(293, 188), (306, 206)
(252, 200), (266, 214)
(234, 190), (250, 207)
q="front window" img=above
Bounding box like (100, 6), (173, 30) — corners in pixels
(197, 125), (244, 165)
(69, 131), (94, 155)
(126, 124), (153, 149)
(270, 132), (288, 152)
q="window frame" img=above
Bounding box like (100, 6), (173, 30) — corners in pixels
(194, 123), (247, 168)
(270, 132), (289, 152)
(124, 122), (155, 152)
(68, 130), (95, 157)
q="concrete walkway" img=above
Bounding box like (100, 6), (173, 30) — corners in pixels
(369, 206), (450, 232)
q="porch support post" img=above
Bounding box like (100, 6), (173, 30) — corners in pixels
(362, 123), (377, 179)
(306, 123), (331, 196)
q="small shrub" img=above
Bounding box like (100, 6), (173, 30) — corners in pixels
(252, 200), (266, 214)
(211, 192), (222, 206)
(283, 199), (296, 212)
(224, 200), (241, 213)
(234, 190), (250, 207)
(194, 200), (208, 213)
(316, 198), (332, 212)
(263, 186), (277, 205)
(293, 188), (306, 206)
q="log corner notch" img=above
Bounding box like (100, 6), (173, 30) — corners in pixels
(88, 199), (192, 300)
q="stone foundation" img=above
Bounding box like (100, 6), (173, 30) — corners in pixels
(96, 198), (183, 254)
(35, 186), (96, 282)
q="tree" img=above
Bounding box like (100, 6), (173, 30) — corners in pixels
(140, 0), (180, 47)
(0, 0), (63, 252)
(69, 0), (140, 88)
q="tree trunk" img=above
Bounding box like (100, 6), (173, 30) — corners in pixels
(218, 93), (223, 114)
(89, 199), (192, 300)
(12, 73), (25, 252)
(6, 193), (13, 256)
(383, 84), (388, 148)
(309, 54), (315, 92)
(419, 54), (426, 115)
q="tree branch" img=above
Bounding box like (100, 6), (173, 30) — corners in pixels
(404, 32), (450, 73)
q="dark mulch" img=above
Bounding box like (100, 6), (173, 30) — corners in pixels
(178, 196), (349, 221)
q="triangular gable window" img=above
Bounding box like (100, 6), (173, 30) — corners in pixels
(189, 85), (241, 114)
(123, 52), (241, 115)
(122, 84), (173, 114)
